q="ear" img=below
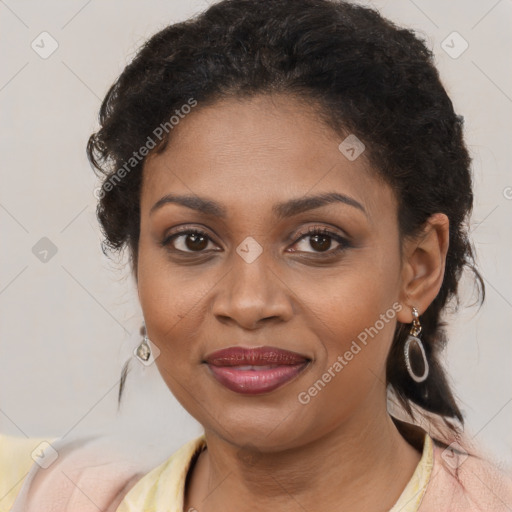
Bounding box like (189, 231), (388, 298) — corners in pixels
(396, 213), (449, 323)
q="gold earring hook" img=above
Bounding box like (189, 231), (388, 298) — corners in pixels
(410, 306), (422, 337)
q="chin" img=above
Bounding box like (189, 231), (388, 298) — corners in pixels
(202, 400), (315, 450)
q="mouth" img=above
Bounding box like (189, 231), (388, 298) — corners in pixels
(203, 346), (311, 395)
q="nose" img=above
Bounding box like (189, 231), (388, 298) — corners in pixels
(212, 253), (294, 330)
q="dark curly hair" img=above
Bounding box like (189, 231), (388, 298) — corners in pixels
(87, 0), (484, 434)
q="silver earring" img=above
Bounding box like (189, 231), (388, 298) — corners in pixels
(136, 334), (152, 362)
(404, 307), (429, 383)
(136, 322), (152, 362)
(134, 323), (160, 364)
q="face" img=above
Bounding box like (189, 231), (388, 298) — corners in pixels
(137, 94), (404, 452)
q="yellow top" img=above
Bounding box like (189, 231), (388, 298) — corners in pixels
(117, 433), (433, 512)
(1, 431), (433, 512)
(0, 434), (56, 512)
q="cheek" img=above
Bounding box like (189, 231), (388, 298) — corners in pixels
(136, 238), (224, 396)
(137, 244), (196, 358)
(290, 242), (402, 383)
(137, 264), (202, 406)
(137, 228), (198, 322)
(291, 280), (400, 430)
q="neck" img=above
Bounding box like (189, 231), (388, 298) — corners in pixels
(185, 400), (422, 512)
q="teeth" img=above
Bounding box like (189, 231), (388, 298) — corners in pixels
(234, 365), (278, 370)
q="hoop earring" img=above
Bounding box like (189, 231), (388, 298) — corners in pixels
(404, 307), (429, 383)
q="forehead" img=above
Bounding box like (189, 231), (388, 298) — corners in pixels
(141, 94), (395, 222)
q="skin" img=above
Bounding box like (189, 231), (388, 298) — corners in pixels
(136, 93), (449, 512)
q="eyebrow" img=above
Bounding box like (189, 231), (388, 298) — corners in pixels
(150, 191), (366, 219)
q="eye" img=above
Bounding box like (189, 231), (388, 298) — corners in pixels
(161, 225), (350, 257)
(289, 226), (350, 256)
(161, 227), (220, 253)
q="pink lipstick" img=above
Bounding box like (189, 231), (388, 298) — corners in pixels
(204, 346), (310, 394)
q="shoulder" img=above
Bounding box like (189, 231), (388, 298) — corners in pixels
(0, 432), (56, 511)
(117, 434), (206, 511)
(419, 438), (512, 511)
(6, 433), (149, 512)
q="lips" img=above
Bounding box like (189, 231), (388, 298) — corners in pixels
(204, 346), (310, 394)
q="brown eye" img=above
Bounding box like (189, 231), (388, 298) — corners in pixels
(182, 232), (209, 251)
(162, 228), (217, 253)
(290, 227), (349, 255)
(308, 233), (334, 252)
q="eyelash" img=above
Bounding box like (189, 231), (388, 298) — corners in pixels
(291, 226), (351, 258)
(161, 225), (351, 259)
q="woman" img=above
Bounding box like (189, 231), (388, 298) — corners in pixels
(2, 0), (511, 510)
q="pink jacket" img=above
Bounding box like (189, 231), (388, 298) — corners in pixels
(418, 439), (512, 511)
(8, 431), (512, 511)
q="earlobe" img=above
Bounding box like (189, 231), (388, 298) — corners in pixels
(397, 213), (449, 323)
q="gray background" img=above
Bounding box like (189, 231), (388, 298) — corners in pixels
(1, 0), (511, 465)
